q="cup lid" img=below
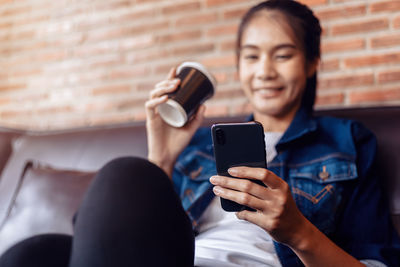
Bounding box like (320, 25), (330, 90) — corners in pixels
(176, 61), (217, 90)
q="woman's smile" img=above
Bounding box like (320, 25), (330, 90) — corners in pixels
(252, 86), (284, 98)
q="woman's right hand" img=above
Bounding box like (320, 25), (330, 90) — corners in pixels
(145, 67), (206, 179)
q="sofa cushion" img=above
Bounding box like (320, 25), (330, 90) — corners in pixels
(0, 161), (95, 254)
(0, 122), (148, 226)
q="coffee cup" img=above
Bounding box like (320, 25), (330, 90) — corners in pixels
(158, 61), (216, 127)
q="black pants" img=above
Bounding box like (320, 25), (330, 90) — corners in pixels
(0, 157), (195, 267)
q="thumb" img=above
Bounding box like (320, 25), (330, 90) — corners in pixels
(185, 105), (206, 131)
(194, 105), (206, 123)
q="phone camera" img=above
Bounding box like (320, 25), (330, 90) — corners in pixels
(215, 128), (225, 145)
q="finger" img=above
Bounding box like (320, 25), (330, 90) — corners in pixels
(236, 210), (261, 224)
(154, 78), (180, 89)
(150, 79), (180, 99)
(145, 95), (168, 117)
(154, 79), (172, 89)
(213, 186), (266, 211)
(210, 175), (270, 200)
(167, 67), (177, 80)
(182, 105), (206, 131)
(228, 167), (284, 190)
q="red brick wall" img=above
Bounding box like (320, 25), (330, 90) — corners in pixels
(0, 0), (399, 130)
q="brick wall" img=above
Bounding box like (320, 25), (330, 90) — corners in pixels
(0, 0), (399, 130)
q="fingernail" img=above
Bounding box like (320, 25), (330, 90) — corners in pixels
(213, 186), (223, 195)
(228, 168), (238, 175)
(210, 176), (219, 184)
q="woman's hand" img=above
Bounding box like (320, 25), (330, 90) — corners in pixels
(145, 67), (205, 178)
(210, 166), (365, 267)
(209, 166), (310, 248)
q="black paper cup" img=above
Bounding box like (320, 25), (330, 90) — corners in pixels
(158, 62), (216, 127)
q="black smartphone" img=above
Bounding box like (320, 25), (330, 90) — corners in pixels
(211, 121), (267, 212)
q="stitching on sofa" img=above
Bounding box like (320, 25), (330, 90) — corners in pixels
(0, 160), (33, 229)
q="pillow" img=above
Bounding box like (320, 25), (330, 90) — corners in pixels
(0, 161), (95, 254)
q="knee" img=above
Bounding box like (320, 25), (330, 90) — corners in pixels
(77, 157), (179, 223)
(100, 156), (150, 174)
(99, 157), (166, 179)
(94, 156), (171, 193)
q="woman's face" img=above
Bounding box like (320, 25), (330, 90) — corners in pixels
(239, 11), (315, 118)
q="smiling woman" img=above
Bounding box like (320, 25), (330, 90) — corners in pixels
(0, 1), (399, 267)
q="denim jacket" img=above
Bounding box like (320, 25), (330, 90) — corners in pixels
(172, 107), (400, 267)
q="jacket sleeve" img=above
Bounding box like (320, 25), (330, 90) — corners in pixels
(333, 121), (400, 266)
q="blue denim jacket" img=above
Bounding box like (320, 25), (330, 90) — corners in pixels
(172, 107), (400, 267)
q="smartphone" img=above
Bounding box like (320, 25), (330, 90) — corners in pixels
(211, 121), (267, 212)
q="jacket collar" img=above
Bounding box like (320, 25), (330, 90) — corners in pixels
(247, 107), (317, 148)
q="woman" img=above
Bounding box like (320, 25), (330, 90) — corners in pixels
(1, 1), (399, 267)
(147, 1), (400, 266)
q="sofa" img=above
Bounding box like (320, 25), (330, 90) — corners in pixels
(0, 106), (399, 254)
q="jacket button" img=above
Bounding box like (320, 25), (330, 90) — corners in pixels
(319, 166), (330, 180)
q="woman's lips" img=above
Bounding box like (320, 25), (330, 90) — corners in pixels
(253, 87), (284, 98)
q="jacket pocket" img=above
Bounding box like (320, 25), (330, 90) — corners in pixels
(288, 155), (357, 233)
(174, 150), (216, 210)
(176, 150), (216, 182)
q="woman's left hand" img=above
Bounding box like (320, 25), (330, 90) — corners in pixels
(210, 166), (311, 248)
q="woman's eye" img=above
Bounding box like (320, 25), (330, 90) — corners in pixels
(275, 54), (292, 60)
(244, 55), (258, 60)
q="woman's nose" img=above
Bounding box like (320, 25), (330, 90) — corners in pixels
(256, 58), (278, 80)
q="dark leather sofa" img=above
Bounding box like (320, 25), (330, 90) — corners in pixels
(0, 106), (399, 254)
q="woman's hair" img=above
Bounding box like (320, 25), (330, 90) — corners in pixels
(236, 0), (322, 113)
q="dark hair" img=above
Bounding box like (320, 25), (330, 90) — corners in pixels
(236, 0), (322, 113)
